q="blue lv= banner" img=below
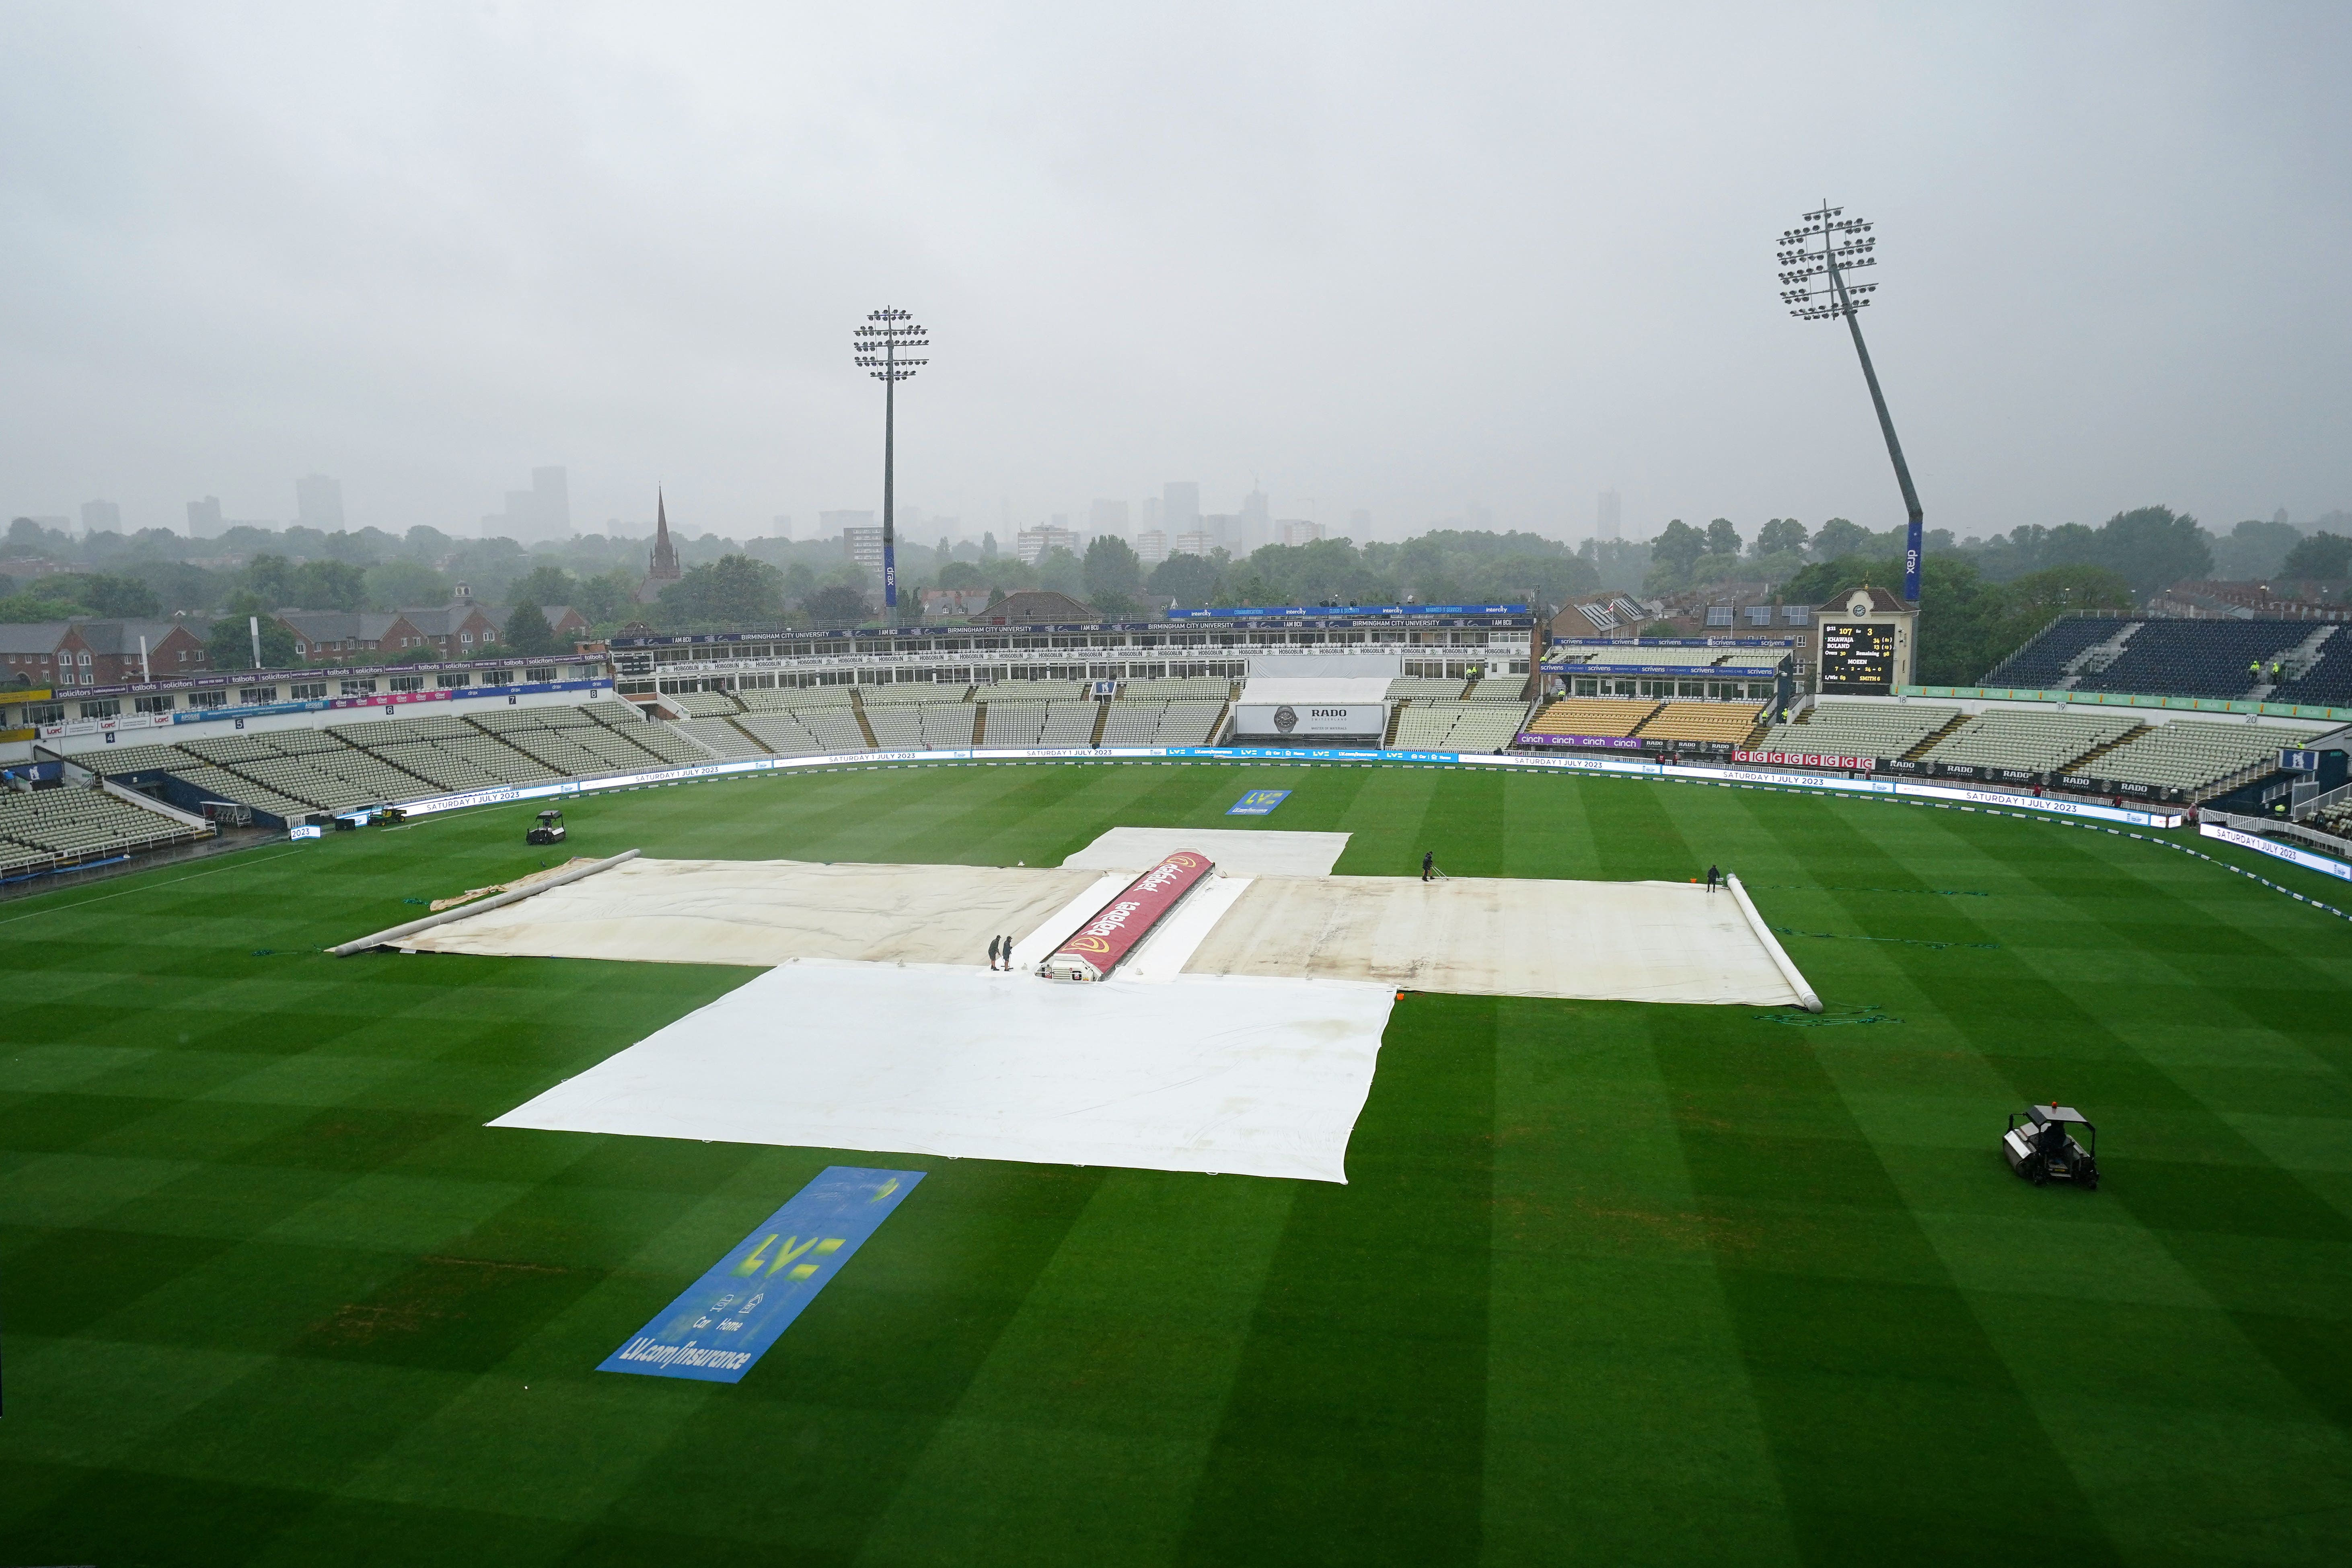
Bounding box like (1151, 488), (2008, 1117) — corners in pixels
(1226, 789), (1291, 816)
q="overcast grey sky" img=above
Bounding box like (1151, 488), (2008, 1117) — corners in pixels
(3, 2), (2347, 547)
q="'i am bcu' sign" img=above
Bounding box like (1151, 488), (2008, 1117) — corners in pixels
(600, 1165), (923, 1383)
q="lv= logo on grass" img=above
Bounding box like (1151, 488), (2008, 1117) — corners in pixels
(601, 1167), (921, 1383)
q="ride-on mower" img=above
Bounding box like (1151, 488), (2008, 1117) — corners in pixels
(2003, 1104), (2098, 1189)
(526, 809), (567, 846)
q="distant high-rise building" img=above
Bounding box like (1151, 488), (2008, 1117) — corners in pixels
(1348, 508), (1371, 540)
(772, 515), (793, 538)
(1278, 518), (1325, 547)
(295, 473), (344, 529)
(843, 526), (885, 570)
(1238, 483), (1272, 553)
(80, 499), (121, 535)
(482, 465), (569, 539)
(1597, 489), (1622, 541)
(822, 509), (878, 570)
(1017, 524), (1080, 565)
(187, 496), (222, 534)
(1162, 481), (1200, 539)
(533, 467), (570, 536)
(1089, 498), (1129, 537)
(1136, 528), (1169, 567)
(1172, 529), (1215, 559)
(1142, 496), (1163, 532)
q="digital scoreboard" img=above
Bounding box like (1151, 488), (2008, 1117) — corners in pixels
(1819, 622), (1896, 694)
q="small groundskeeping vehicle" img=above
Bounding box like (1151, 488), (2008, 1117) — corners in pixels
(2003, 1103), (2099, 1189)
(526, 808), (567, 846)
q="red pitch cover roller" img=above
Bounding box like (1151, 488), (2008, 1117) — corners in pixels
(1041, 851), (1216, 981)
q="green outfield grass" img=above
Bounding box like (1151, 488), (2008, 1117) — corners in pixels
(3, 758), (2348, 1566)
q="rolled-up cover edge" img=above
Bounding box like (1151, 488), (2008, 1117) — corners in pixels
(1044, 850), (1216, 980)
(1725, 872), (1822, 1013)
(328, 848), (641, 955)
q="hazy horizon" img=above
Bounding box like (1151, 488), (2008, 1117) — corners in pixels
(4, 3), (2348, 549)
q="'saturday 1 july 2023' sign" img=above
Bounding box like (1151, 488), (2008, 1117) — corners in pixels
(600, 1165), (922, 1383)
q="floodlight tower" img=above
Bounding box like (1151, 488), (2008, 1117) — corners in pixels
(1778, 203), (1924, 602)
(853, 308), (930, 626)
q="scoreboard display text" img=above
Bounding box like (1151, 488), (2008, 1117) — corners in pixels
(1819, 622), (1896, 694)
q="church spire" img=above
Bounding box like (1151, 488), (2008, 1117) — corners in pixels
(648, 487), (680, 581)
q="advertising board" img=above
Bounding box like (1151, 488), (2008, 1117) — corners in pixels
(1230, 702), (1387, 738)
(1735, 748), (1875, 771)
(1819, 622), (1896, 695)
(2199, 822), (2352, 882)
(1516, 732), (1649, 750)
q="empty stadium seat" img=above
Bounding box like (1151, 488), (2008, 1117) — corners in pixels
(1980, 617), (2130, 688)
(0, 784), (205, 864)
(671, 690), (745, 718)
(2071, 621), (2311, 700)
(1757, 702), (1959, 760)
(2264, 630), (2352, 709)
(1392, 701), (1530, 752)
(670, 717), (769, 760)
(1636, 703), (1766, 745)
(1920, 708), (2139, 774)
(2087, 719), (2322, 795)
(1518, 698), (1658, 740)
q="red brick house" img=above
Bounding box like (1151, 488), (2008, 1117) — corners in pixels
(1, 619), (210, 686)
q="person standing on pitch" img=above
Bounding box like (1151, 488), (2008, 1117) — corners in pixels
(987, 935), (1001, 971)
(1422, 850), (1435, 882)
(1706, 863), (1721, 894)
(999, 933), (1011, 970)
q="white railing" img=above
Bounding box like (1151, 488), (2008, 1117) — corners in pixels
(2206, 808), (2352, 859)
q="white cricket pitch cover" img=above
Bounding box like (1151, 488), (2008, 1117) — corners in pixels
(400, 857), (1101, 966)
(1061, 826), (1351, 878)
(489, 960), (1397, 1183)
(1186, 875), (1804, 1007)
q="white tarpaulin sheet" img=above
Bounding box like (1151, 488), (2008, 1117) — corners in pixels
(1183, 875), (1805, 1006)
(400, 857), (1098, 967)
(1062, 826), (1352, 878)
(1237, 676), (1396, 707)
(489, 960), (1397, 1182)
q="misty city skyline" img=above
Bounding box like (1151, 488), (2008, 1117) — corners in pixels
(5, 5), (2348, 554)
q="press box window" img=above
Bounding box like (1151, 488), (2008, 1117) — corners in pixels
(289, 682), (327, 701)
(238, 686), (278, 704)
(134, 694), (175, 714)
(390, 675), (425, 693)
